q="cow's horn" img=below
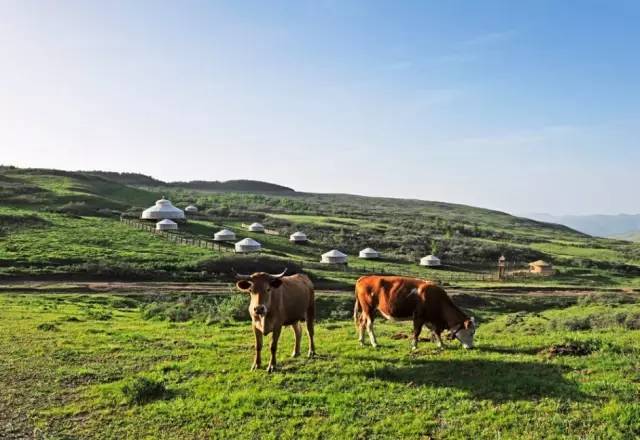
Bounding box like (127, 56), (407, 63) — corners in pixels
(269, 268), (288, 279)
(232, 268), (251, 280)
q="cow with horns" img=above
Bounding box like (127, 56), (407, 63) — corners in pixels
(235, 269), (316, 372)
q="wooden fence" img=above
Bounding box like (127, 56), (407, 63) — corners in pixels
(120, 218), (234, 253)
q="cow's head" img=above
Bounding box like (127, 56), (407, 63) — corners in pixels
(452, 317), (476, 349)
(235, 269), (288, 318)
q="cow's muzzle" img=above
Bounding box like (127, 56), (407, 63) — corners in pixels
(253, 305), (267, 316)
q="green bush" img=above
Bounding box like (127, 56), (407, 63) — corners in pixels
(578, 292), (638, 306)
(37, 322), (58, 331)
(120, 376), (168, 405)
(544, 338), (601, 357)
(209, 294), (249, 323)
(141, 294), (248, 324)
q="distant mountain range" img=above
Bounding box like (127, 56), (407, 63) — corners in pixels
(87, 171), (295, 193)
(525, 213), (640, 240)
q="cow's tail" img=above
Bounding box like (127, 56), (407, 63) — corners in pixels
(353, 280), (363, 330)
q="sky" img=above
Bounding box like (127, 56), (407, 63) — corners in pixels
(1, 0), (638, 215)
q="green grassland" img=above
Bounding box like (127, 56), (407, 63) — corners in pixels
(1, 291), (639, 439)
(1, 165), (640, 289)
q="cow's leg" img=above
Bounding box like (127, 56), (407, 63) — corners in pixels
(357, 317), (366, 346)
(412, 319), (424, 351)
(291, 322), (302, 357)
(267, 326), (282, 373)
(425, 323), (444, 348)
(252, 324), (263, 371)
(433, 330), (444, 348)
(365, 315), (378, 348)
(306, 314), (316, 357)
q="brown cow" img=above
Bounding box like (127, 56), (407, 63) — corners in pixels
(235, 269), (316, 372)
(354, 275), (476, 349)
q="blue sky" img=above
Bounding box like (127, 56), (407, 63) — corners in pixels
(1, 1), (638, 214)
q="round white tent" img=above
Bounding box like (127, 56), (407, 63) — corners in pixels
(185, 205), (198, 213)
(235, 238), (262, 253)
(359, 247), (380, 259)
(289, 231), (308, 243)
(321, 249), (348, 264)
(213, 229), (236, 242)
(248, 222), (265, 232)
(141, 198), (185, 220)
(156, 219), (178, 231)
(420, 255), (441, 267)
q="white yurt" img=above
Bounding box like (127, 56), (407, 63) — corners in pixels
(359, 247), (380, 259)
(289, 231), (308, 243)
(235, 238), (262, 253)
(185, 205), (198, 214)
(213, 229), (236, 242)
(321, 249), (348, 264)
(420, 255), (441, 267)
(248, 222), (265, 232)
(141, 198), (185, 220)
(156, 219), (178, 231)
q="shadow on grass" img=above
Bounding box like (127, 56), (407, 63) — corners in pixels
(361, 358), (583, 403)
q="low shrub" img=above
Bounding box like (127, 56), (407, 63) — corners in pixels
(37, 322), (58, 331)
(550, 310), (640, 331)
(543, 338), (601, 357)
(208, 294), (249, 323)
(550, 316), (592, 331)
(624, 313), (640, 330)
(85, 309), (112, 321)
(141, 294), (249, 324)
(120, 376), (168, 405)
(578, 292), (638, 306)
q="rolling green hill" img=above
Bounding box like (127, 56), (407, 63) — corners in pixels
(1, 166), (639, 288)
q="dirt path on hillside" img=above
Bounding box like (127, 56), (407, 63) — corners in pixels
(0, 280), (633, 297)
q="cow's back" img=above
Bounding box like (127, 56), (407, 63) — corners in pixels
(356, 276), (423, 319)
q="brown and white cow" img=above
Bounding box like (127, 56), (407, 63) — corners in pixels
(235, 269), (316, 372)
(354, 275), (476, 349)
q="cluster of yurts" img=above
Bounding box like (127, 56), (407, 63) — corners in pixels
(141, 198), (442, 266)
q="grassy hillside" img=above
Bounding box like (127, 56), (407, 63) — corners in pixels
(1, 166), (639, 288)
(1, 291), (639, 438)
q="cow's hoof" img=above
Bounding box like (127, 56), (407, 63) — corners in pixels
(291, 351), (300, 358)
(411, 345), (418, 351)
(359, 341), (365, 347)
(251, 363), (260, 371)
(308, 351), (316, 358)
(266, 364), (276, 373)
(372, 344), (379, 349)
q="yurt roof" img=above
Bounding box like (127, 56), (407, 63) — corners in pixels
(157, 219), (177, 225)
(142, 198), (185, 218)
(322, 249), (347, 258)
(185, 205), (198, 210)
(529, 260), (551, 267)
(249, 222), (264, 228)
(291, 231), (307, 237)
(422, 254), (440, 261)
(215, 229), (235, 236)
(360, 247), (378, 254)
(236, 238), (261, 246)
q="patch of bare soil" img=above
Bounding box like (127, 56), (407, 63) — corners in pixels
(390, 332), (431, 342)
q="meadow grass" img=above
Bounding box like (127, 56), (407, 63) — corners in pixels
(1, 292), (639, 439)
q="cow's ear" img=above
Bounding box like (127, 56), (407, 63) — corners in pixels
(236, 280), (252, 291)
(270, 278), (283, 289)
(464, 319), (472, 329)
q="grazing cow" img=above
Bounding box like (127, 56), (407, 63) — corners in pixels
(354, 275), (476, 349)
(235, 269), (316, 372)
